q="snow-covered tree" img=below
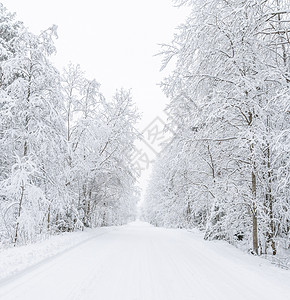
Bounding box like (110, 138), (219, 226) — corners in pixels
(0, 21), (67, 244)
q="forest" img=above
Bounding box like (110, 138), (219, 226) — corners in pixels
(0, 0), (289, 262)
(0, 3), (139, 246)
(143, 0), (290, 257)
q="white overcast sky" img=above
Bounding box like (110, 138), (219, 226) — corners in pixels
(2, 0), (189, 196)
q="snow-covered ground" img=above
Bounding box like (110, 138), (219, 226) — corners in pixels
(0, 227), (113, 282)
(0, 221), (289, 300)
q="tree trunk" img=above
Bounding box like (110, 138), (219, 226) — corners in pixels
(47, 203), (51, 232)
(14, 185), (25, 246)
(252, 171), (258, 255)
(265, 137), (277, 255)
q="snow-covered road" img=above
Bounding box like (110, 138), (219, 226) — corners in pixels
(0, 222), (289, 300)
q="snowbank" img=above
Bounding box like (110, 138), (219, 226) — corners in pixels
(0, 227), (113, 281)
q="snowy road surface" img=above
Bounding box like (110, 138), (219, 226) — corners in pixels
(0, 222), (289, 300)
